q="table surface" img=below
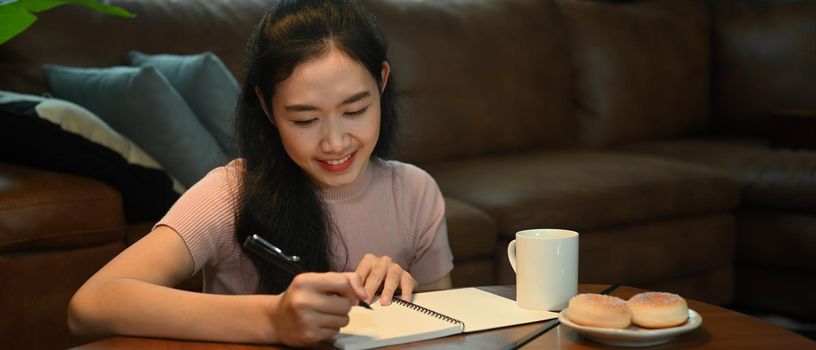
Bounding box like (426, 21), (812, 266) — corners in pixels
(70, 284), (816, 350)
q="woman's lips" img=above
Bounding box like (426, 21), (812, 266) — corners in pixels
(318, 151), (356, 172)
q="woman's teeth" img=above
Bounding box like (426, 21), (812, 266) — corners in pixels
(326, 154), (351, 165)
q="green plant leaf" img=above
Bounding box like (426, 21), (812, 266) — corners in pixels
(0, 0), (134, 45)
(18, 0), (68, 13)
(64, 0), (135, 18)
(14, 0), (134, 17)
(0, 1), (38, 45)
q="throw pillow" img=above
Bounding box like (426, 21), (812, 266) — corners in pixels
(0, 90), (181, 222)
(129, 51), (238, 155)
(42, 65), (229, 188)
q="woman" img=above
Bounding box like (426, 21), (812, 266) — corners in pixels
(67, 0), (453, 346)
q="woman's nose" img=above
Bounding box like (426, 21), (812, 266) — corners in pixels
(319, 117), (349, 153)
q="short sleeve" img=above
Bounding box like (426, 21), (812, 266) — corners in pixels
(403, 165), (454, 285)
(154, 162), (240, 276)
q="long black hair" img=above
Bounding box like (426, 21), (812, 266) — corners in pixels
(234, 0), (398, 294)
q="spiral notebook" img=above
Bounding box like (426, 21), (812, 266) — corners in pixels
(332, 287), (558, 350)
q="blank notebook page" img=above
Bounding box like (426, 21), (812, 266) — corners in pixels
(334, 299), (461, 350)
(332, 287), (558, 349)
(410, 287), (558, 332)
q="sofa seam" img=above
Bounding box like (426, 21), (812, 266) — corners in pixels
(0, 196), (120, 210)
(0, 227), (123, 245)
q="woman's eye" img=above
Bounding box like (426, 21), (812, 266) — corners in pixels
(345, 107), (368, 117)
(293, 118), (317, 126)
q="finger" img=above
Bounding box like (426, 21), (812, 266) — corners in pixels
(321, 313), (351, 329)
(354, 253), (375, 281)
(354, 255), (375, 301)
(344, 272), (369, 302)
(292, 273), (358, 313)
(293, 272), (352, 294)
(285, 282), (348, 318)
(400, 272), (416, 301)
(311, 293), (360, 316)
(306, 308), (351, 329)
(300, 326), (341, 345)
(379, 265), (403, 305)
(286, 292), (349, 323)
(363, 261), (389, 302)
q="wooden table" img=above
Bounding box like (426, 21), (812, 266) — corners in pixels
(70, 284), (815, 349)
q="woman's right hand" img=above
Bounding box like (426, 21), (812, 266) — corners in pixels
(272, 272), (368, 346)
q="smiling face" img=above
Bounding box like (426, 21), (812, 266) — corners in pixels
(268, 47), (389, 188)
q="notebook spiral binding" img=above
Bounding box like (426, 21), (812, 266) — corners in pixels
(393, 297), (466, 329)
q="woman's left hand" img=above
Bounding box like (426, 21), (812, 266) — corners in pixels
(354, 253), (416, 305)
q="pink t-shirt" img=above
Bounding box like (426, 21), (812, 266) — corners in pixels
(156, 159), (453, 294)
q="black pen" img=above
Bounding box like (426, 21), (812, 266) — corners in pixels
(243, 234), (373, 310)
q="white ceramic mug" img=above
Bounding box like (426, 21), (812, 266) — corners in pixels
(507, 229), (578, 310)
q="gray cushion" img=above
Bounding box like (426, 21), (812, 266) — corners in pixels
(129, 51), (238, 155)
(43, 65), (228, 188)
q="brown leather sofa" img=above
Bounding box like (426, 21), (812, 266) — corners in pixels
(1, 0), (813, 348)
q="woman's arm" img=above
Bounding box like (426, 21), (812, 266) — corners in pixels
(68, 226), (281, 342)
(68, 226), (367, 345)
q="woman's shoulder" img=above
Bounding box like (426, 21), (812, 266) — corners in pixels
(183, 158), (244, 195)
(373, 159), (438, 191)
(217, 158), (246, 176)
(200, 159), (244, 182)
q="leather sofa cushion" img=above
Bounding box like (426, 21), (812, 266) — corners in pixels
(423, 150), (740, 238)
(712, 0), (816, 135)
(557, 0), (710, 147)
(0, 242), (123, 349)
(0, 0), (268, 95)
(449, 259), (495, 289)
(578, 214), (735, 288)
(645, 264), (733, 306)
(735, 210), (816, 271)
(0, 164), (124, 252)
(619, 138), (816, 212)
(125, 222), (155, 246)
(444, 196), (497, 259)
(736, 266), (816, 320)
(366, 0), (576, 162)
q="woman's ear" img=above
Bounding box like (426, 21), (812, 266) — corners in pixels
(254, 86), (275, 125)
(380, 61), (391, 94)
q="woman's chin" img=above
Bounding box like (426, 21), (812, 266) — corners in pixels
(311, 168), (360, 188)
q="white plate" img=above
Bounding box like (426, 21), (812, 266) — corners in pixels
(558, 308), (703, 347)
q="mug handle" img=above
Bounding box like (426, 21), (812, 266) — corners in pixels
(507, 239), (517, 273)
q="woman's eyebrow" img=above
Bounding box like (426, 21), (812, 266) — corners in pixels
(284, 104), (318, 112)
(340, 91), (371, 106)
(284, 91), (371, 112)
